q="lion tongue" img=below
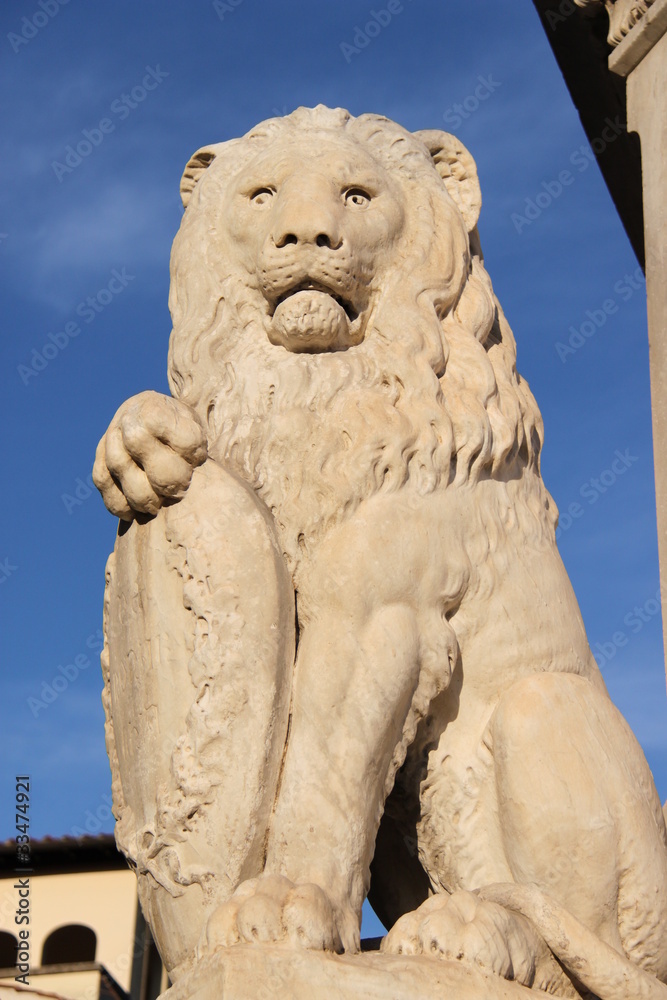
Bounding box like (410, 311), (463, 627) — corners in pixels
(269, 289), (351, 353)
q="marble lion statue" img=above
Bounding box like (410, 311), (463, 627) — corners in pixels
(93, 106), (667, 998)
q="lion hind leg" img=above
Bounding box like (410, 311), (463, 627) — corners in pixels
(491, 671), (667, 986)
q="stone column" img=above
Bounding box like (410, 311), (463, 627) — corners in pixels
(608, 0), (667, 687)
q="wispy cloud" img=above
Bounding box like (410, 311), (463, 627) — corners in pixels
(9, 180), (178, 311)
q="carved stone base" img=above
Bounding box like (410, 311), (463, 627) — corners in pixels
(162, 946), (555, 1000)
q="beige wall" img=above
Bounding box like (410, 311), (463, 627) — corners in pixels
(0, 968), (102, 1000)
(0, 869), (138, 992)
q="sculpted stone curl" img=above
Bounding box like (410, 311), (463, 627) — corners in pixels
(94, 106), (667, 999)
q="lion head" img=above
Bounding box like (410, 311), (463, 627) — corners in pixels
(167, 106), (549, 570)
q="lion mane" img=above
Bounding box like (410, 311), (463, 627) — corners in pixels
(167, 106), (552, 573)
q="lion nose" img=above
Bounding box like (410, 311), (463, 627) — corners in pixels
(272, 197), (342, 250)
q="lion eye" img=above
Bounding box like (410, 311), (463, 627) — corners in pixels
(344, 188), (371, 208)
(250, 187), (274, 207)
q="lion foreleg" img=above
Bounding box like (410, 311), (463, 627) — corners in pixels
(263, 602), (429, 943)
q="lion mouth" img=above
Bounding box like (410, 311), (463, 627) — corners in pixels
(272, 280), (359, 324)
(266, 278), (365, 354)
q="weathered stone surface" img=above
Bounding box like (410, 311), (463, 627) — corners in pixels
(163, 946), (554, 1000)
(93, 106), (667, 998)
(576, 0), (657, 47)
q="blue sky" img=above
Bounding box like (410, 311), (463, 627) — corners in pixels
(1, 0), (664, 938)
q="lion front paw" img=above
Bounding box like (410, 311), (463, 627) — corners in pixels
(382, 890), (546, 988)
(93, 390), (207, 520)
(198, 874), (358, 958)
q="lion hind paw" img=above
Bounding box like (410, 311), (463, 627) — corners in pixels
(382, 889), (580, 996)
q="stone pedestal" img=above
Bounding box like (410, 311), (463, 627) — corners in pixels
(162, 947), (553, 1000)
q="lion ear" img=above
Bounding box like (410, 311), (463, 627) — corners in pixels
(180, 144), (227, 209)
(414, 130), (481, 232)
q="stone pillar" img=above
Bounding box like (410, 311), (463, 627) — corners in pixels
(608, 0), (667, 687)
